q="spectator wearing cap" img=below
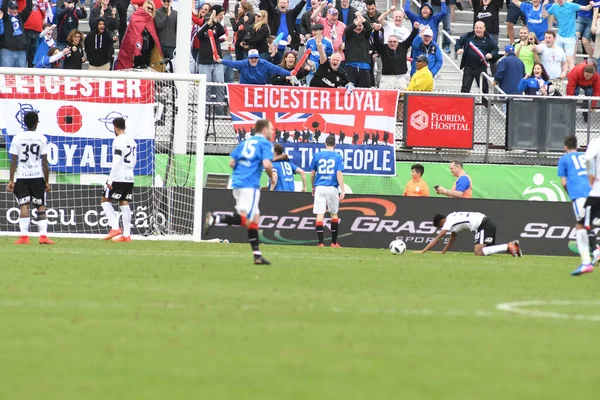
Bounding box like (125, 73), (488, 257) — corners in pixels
(55, 0), (87, 50)
(219, 49), (291, 84)
(0, 0), (33, 68)
(567, 61), (600, 100)
(154, 0), (177, 60)
(407, 54), (434, 91)
(309, 35), (352, 89)
(304, 23), (333, 85)
(456, 21), (499, 97)
(494, 44), (525, 94)
(410, 27), (442, 77)
(344, 11), (373, 87)
(372, 21), (419, 89)
(312, 2), (346, 53)
(260, 0), (307, 51)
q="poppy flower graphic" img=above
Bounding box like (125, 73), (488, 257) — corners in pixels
(303, 113), (326, 132)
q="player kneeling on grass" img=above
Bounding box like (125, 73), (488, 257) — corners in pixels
(203, 119), (274, 265)
(7, 111), (54, 245)
(418, 211), (522, 256)
(310, 135), (345, 247)
(101, 117), (137, 243)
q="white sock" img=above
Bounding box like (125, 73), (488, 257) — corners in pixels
(482, 244), (508, 256)
(120, 205), (132, 237)
(38, 219), (48, 235)
(576, 229), (592, 265)
(19, 218), (29, 235)
(101, 202), (119, 230)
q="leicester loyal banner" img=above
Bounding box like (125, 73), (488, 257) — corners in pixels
(0, 75), (155, 175)
(227, 84), (399, 176)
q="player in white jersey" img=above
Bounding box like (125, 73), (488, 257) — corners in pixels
(572, 137), (600, 276)
(6, 112), (54, 245)
(419, 211), (522, 256)
(100, 117), (137, 243)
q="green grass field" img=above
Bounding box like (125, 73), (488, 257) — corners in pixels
(1, 238), (599, 400)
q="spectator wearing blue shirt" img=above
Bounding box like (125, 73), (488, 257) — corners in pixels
(435, 161), (473, 198)
(304, 24), (333, 85)
(494, 45), (526, 94)
(203, 119), (275, 265)
(512, 0), (551, 41)
(558, 135), (597, 270)
(517, 62), (552, 95)
(410, 28), (443, 76)
(543, 0), (594, 71)
(219, 49), (291, 84)
(310, 135), (345, 247)
(270, 144), (307, 192)
(35, 46), (70, 68)
(404, 0), (447, 47)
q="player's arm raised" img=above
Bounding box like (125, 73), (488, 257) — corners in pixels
(440, 232), (457, 254)
(7, 154), (17, 193)
(418, 229), (448, 253)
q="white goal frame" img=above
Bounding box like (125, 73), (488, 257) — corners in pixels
(0, 67), (208, 242)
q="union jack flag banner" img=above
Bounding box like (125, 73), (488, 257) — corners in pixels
(226, 84), (399, 176)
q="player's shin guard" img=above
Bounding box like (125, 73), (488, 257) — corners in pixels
(331, 218), (339, 245)
(19, 217), (29, 234)
(120, 205), (132, 237)
(576, 228), (592, 265)
(220, 213), (247, 227)
(316, 221), (324, 245)
(482, 244), (508, 256)
(247, 223), (260, 255)
(101, 202), (119, 230)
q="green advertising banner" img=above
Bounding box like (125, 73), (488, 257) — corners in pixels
(0, 149), (568, 202)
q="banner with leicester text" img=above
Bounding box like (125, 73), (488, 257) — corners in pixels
(227, 84), (399, 176)
(0, 75), (155, 175)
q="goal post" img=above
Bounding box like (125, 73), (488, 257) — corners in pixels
(0, 67), (208, 241)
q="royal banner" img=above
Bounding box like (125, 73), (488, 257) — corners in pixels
(0, 75), (155, 175)
(227, 84), (399, 176)
(404, 95), (475, 149)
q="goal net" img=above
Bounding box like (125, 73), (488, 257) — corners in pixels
(0, 68), (207, 241)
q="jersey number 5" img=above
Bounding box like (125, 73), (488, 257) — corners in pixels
(317, 159), (335, 175)
(19, 143), (40, 163)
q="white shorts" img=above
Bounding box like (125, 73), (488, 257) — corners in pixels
(380, 74), (408, 90)
(556, 35), (576, 57)
(233, 188), (261, 219)
(313, 186), (340, 215)
(573, 197), (586, 221)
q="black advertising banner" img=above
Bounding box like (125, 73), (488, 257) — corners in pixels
(203, 189), (581, 257)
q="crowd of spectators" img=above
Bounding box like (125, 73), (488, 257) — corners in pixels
(1, 0), (600, 100)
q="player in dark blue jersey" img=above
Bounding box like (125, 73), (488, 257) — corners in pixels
(558, 136), (598, 273)
(203, 119), (274, 265)
(310, 135), (345, 247)
(270, 144), (307, 192)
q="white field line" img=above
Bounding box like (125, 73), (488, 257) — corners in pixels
(496, 300), (600, 322)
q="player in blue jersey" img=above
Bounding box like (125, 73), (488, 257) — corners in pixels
(310, 135), (345, 247)
(270, 144), (307, 192)
(558, 135), (598, 274)
(203, 119), (274, 265)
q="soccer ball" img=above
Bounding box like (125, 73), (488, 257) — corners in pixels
(389, 239), (407, 255)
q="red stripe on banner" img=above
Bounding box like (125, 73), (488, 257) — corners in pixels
(0, 75), (154, 103)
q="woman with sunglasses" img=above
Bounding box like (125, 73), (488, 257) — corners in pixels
(242, 10), (270, 59)
(270, 49), (310, 85)
(63, 29), (85, 69)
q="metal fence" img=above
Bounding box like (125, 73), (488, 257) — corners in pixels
(183, 83), (600, 166)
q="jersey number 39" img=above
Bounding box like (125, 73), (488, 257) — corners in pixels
(19, 143), (40, 163)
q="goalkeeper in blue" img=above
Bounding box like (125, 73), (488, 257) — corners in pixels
(566, 135), (600, 276)
(203, 119), (274, 265)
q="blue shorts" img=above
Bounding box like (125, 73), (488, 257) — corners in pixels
(506, 2), (525, 24)
(576, 16), (593, 40)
